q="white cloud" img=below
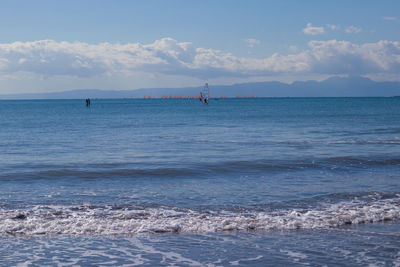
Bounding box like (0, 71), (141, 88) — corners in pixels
(383, 16), (397, 21)
(302, 23), (325, 35)
(288, 45), (298, 53)
(244, 38), (260, 48)
(327, 24), (340, 31)
(345, 25), (362, 34)
(308, 40), (400, 75)
(0, 38), (399, 81)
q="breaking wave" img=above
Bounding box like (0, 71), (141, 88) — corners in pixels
(1, 196), (400, 237)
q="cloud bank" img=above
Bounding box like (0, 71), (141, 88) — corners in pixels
(0, 38), (399, 80)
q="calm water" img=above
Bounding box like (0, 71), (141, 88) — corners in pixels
(0, 98), (399, 266)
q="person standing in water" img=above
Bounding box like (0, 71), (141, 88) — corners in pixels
(85, 98), (91, 107)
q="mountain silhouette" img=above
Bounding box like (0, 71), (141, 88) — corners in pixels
(1, 76), (399, 99)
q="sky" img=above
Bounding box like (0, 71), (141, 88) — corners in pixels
(0, 0), (399, 94)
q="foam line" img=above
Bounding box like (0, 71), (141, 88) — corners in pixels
(1, 197), (399, 236)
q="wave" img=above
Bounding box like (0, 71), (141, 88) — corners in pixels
(1, 196), (400, 237)
(0, 166), (199, 180)
(1, 155), (400, 181)
(329, 140), (400, 145)
(279, 139), (400, 146)
(323, 156), (400, 166)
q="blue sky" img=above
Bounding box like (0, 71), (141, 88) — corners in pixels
(0, 0), (399, 93)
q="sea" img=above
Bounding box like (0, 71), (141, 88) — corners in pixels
(0, 97), (399, 266)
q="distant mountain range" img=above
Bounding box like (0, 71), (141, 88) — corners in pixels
(1, 76), (399, 99)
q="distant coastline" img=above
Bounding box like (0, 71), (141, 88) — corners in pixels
(1, 76), (399, 100)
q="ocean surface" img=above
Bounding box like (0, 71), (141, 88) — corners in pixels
(0, 97), (400, 266)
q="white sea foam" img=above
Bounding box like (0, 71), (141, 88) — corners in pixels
(230, 255), (263, 265)
(280, 250), (308, 262)
(1, 197), (400, 237)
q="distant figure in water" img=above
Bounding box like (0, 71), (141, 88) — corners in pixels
(85, 98), (91, 107)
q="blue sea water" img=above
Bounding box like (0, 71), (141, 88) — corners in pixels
(0, 97), (400, 266)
